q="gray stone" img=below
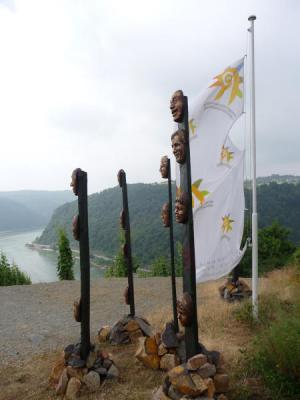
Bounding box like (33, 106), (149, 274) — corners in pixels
(109, 321), (130, 345)
(135, 316), (153, 337)
(94, 367), (107, 377)
(102, 358), (113, 369)
(83, 371), (100, 392)
(198, 362), (216, 378)
(161, 322), (179, 348)
(168, 384), (182, 400)
(107, 363), (119, 379)
(67, 358), (86, 368)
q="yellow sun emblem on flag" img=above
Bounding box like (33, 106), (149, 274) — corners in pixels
(192, 179), (209, 208)
(189, 118), (197, 135)
(222, 214), (234, 233)
(209, 65), (243, 105)
(221, 145), (234, 163)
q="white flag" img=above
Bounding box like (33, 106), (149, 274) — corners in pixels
(177, 58), (246, 282)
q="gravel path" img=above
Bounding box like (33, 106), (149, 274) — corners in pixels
(0, 278), (181, 365)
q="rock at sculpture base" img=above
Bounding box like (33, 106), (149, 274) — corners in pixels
(152, 350), (229, 400)
(219, 278), (252, 302)
(97, 315), (152, 345)
(50, 341), (119, 398)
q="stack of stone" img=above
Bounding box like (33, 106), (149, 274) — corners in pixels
(152, 353), (229, 400)
(49, 343), (119, 399)
(219, 279), (252, 302)
(97, 315), (152, 345)
(135, 322), (185, 371)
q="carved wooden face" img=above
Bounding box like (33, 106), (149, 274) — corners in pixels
(171, 131), (186, 164)
(170, 90), (184, 123)
(175, 193), (188, 224)
(117, 169), (125, 187)
(159, 156), (169, 179)
(176, 292), (193, 327)
(161, 202), (170, 228)
(70, 168), (81, 196)
(72, 215), (80, 241)
(124, 286), (130, 305)
(120, 209), (126, 230)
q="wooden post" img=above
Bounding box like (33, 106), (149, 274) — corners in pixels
(77, 169), (91, 360)
(167, 158), (179, 333)
(118, 170), (135, 317)
(171, 92), (199, 360)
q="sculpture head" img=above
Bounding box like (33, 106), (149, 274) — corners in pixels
(124, 286), (130, 305)
(170, 90), (184, 123)
(176, 292), (193, 327)
(70, 168), (82, 196)
(117, 169), (125, 187)
(72, 215), (80, 241)
(161, 202), (170, 228)
(159, 155), (169, 179)
(120, 209), (126, 230)
(175, 192), (189, 224)
(171, 130), (186, 164)
(73, 299), (81, 322)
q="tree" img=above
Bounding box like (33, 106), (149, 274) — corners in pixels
(238, 221), (295, 277)
(57, 229), (74, 280)
(0, 252), (31, 286)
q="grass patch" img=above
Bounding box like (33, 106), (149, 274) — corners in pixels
(232, 266), (300, 400)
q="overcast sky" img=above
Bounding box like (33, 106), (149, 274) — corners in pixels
(0, 0), (299, 193)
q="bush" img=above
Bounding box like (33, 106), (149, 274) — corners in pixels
(0, 253), (31, 285)
(238, 221), (295, 277)
(57, 229), (74, 280)
(248, 315), (300, 398)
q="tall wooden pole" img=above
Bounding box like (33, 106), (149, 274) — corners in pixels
(178, 96), (199, 359)
(118, 170), (135, 317)
(77, 170), (91, 360)
(167, 158), (179, 333)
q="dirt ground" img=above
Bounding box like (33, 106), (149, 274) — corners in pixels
(0, 277), (257, 400)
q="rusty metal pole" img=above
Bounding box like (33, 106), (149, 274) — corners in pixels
(118, 170), (135, 317)
(178, 96), (199, 360)
(167, 158), (179, 333)
(77, 170), (91, 360)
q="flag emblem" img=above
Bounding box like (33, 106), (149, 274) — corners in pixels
(192, 179), (210, 208)
(209, 63), (243, 105)
(220, 145), (234, 164)
(189, 118), (197, 135)
(222, 214), (235, 233)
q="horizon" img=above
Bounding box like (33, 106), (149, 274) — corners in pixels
(0, 173), (299, 196)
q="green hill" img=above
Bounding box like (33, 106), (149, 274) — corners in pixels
(36, 181), (300, 265)
(36, 183), (182, 265)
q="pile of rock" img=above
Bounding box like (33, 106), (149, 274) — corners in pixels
(152, 353), (229, 400)
(219, 279), (252, 302)
(97, 315), (152, 345)
(135, 322), (185, 371)
(49, 342), (119, 399)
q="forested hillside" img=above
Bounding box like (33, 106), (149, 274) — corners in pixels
(36, 183), (182, 264)
(37, 181), (300, 265)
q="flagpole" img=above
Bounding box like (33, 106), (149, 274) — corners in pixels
(248, 15), (258, 319)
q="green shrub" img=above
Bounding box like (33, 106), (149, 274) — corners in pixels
(0, 253), (31, 285)
(57, 229), (74, 280)
(247, 315), (300, 398)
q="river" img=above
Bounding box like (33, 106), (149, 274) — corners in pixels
(0, 229), (104, 283)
